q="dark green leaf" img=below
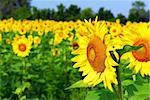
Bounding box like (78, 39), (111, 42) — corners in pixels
(116, 45), (143, 56)
(125, 84), (138, 97)
(128, 83), (150, 100)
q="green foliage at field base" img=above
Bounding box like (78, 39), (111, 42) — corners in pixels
(0, 31), (88, 100)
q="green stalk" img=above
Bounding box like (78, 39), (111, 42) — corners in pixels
(116, 56), (123, 100)
(116, 65), (123, 100)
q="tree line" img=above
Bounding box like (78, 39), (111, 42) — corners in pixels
(0, 0), (149, 23)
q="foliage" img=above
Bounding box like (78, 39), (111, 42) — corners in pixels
(0, 30), (88, 100)
(128, 1), (149, 22)
(80, 8), (95, 20)
(97, 7), (115, 21)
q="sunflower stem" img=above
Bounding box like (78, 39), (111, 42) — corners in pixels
(116, 57), (123, 100)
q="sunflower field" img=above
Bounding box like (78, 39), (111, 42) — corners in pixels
(0, 18), (150, 100)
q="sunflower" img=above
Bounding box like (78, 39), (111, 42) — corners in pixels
(121, 23), (150, 76)
(51, 48), (60, 56)
(18, 26), (27, 35)
(28, 35), (33, 43)
(12, 36), (32, 57)
(6, 39), (11, 44)
(34, 36), (41, 47)
(72, 18), (118, 91)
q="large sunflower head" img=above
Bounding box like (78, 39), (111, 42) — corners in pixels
(72, 18), (118, 91)
(121, 22), (150, 76)
(12, 35), (32, 57)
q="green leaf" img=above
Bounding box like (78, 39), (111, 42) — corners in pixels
(15, 87), (22, 95)
(85, 90), (100, 100)
(122, 80), (134, 86)
(116, 45), (143, 56)
(20, 95), (26, 100)
(120, 59), (130, 67)
(23, 82), (31, 88)
(129, 83), (150, 100)
(124, 84), (138, 97)
(65, 80), (89, 90)
(86, 89), (116, 100)
(36, 79), (46, 83)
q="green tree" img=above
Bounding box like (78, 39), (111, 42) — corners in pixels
(128, 1), (149, 22)
(97, 7), (115, 21)
(65, 4), (81, 21)
(49, 9), (55, 20)
(116, 13), (127, 24)
(132, 1), (145, 10)
(80, 8), (95, 20)
(30, 6), (40, 19)
(54, 3), (66, 21)
(0, 0), (31, 19)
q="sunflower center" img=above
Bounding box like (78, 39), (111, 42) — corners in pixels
(88, 48), (96, 61)
(87, 36), (106, 72)
(21, 29), (24, 32)
(113, 29), (116, 33)
(18, 43), (26, 52)
(72, 41), (79, 50)
(132, 39), (150, 62)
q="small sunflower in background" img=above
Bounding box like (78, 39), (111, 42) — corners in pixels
(6, 39), (11, 44)
(34, 36), (41, 47)
(12, 35), (32, 57)
(28, 35), (34, 44)
(72, 18), (118, 91)
(18, 26), (27, 35)
(51, 48), (60, 56)
(121, 23), (150, 76)
(109, 20), (123, 39)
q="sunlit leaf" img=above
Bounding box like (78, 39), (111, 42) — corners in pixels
(122, 80), (134, 86)
(65, 80), (89, 90)
(85, 90), (100, 100)
(86, 89), (116, 100)
(128, 83), (150, 100)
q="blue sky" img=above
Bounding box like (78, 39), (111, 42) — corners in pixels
(31, 0), (150, 17)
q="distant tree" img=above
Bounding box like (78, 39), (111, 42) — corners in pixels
(39, 9), (51, 20)
(128, 1), (149, 22)
(0, 0), (31, 19)
(54, 3), (66, 21)
(132, 1), (145, 10)
(65, 4), (81, 21)
(116, 13), (127, 24)
(142, 10), (149, 22)
(30, 6), (40, 19)
(80, 8), (95, 20)
(49, 9), (55, 20)
(97, 7), (115, 21)
(10, 5), (31, 20)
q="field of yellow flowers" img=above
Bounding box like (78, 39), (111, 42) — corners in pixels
(0, 18), (149, 100)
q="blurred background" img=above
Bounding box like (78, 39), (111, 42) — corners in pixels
(0, 0), (149, 23)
